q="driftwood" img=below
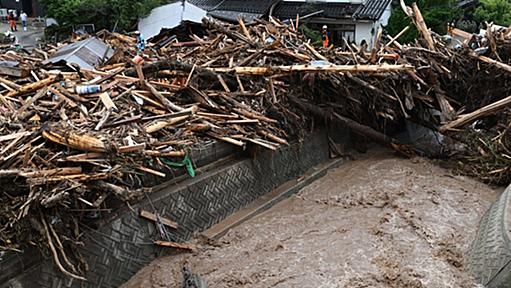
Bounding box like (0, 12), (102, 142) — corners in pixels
(440, 94), (511, 132)
(209, 64), (415, 75)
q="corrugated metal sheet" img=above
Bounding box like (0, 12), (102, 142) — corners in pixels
(42, 37), (114, 70)
(138, 1), (207, 40)
(354, 0), (392, 20)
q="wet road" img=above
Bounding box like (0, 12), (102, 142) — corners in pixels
(123, 149), (499, 288)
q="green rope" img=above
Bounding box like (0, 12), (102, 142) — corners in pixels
(160, 155), (195, 178)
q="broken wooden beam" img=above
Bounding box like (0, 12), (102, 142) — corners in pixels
(208, 64), (415, 76)
(140, 209), (178, 229)
(154, 240), (197, 252)
(440, 94), (511, 132)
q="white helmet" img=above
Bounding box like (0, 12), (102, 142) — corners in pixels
(322, 25), (328, 29)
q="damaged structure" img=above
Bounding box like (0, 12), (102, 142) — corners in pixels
(187, 0), (392, 46)
(2, 1), (511, 287)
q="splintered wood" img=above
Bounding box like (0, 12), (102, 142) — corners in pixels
(2, 6), (511, 279)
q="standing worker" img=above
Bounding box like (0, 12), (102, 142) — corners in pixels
(20, 11), (27, 31)
(321, 25), (329, 48)
(7, 12), (17, 32)
(134, 31), (145, 55)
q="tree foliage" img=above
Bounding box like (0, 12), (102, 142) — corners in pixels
(386, 0), (461, 43)
(40, 0), (168, 31)
(474, 0), (511, 26)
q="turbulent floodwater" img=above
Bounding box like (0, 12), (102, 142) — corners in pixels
(123, 149), (500, 288)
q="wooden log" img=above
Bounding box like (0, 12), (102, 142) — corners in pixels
(145, 81), (184, 112)
(203, 17), (256, 48)
(370, 27), (383, 63)
(17, 88), (48, 114)
(28, 173), (109, 186)
(477, 55), (511, 73)
(42, 128), (107, 152)
(289, 96), (412, 155)
(237, 17), (252, 41)
(144, 115), (190, 133)
(94, 181), (130, 200)
(144, 150), (186, 158)
(208, 64), (414, 76)
(20, 167), (83, 178)
(385, 26), (409, 49)
(0, 77), (21, 90)
(154, 240), (196, 252)
(207, 132), (245, 146)
(117, 143), (146, 153)
(233, 108), (278, 123)
(41, 191), (70, 208)
(47, 86), (77, 108)
(5, 75), (58, 98)
(258, 130), (288, 145)
(440, 94), (511, 132)
(345, 73), (397, 101)
(137, 166), (166, 178)
(140, 209), (178, 229)
(63, 153), (105, 161)
(411, 3), (436, 51)
(304, 42), (328, 61)
(0, 131), (32, 142)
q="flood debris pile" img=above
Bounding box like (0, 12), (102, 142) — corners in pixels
(1, 2), (511, 280)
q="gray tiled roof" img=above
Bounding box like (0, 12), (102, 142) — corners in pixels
(273, 2), (360, 20)
(354, 0), (392, 20)
(188, 0), (224, 11)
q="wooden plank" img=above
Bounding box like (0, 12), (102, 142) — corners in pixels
(99, 92), (118, 111)
(20, 167), (83, 178)
(154, 240), (196, 252)
(144, 150), (186, 157)
(0, 131), (32, 142)
(48, 86), (77, 108)
(440, 94), (511, 132)
(0, 65), (30, 78)
(18, 87), (49, 112)
(140, 209), (178, 229)
(5, 75), (57, 98)
(117, 143), (146, 153)
(136, 166), (166, 178)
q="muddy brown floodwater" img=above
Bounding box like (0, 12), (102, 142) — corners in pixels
(123, 149), (501, 288)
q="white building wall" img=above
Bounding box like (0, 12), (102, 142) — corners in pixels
(378, 2), (392, 26)
(355, 21), (373, 45)
(355, 1), (393, 47)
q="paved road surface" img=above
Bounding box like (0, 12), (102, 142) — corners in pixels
(0, 20), (44, 49)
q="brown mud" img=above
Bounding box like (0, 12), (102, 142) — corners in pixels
(123, 149), (500, 288)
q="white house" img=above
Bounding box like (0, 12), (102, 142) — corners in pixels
(188, 0), (393, 47)
(275, 0), (393, 47)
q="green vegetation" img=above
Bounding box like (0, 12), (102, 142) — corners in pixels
(386, 0), (461, 43)
(300, 24), (322, 46)
(474, 0), (511, 26)
(40, 0), (168, 31)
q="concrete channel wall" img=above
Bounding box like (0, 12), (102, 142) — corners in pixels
(0, 128), (338, 288)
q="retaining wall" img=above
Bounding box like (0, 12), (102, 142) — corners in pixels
(1, 128), (337, 288)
